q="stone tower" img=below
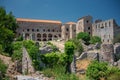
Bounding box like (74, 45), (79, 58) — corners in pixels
(76, 15), (92, 35)
(61, 22), (76, 41)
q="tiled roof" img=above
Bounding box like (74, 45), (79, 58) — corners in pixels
(16, 18), (62, 24)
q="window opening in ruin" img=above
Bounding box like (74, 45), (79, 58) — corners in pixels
(37, 29), (39, 32)
(27, 29), (29, 32)
(66, 28), (69, 31)
(88, 27), (90, 30)
(86, 20), (89, 23)
(43, 29), (45, 32)
(48, 29), (50, 32)
(109, 21), (111, 27)
(32, 29), (34, 32)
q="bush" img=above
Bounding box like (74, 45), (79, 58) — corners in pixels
(71, 38), (83, 55)
(107, 67), (120, 80)
(12, 41), (22, 61)
(58, 53), (68, 65)
(77, 32), (90, 45)
(23, 40), (40, 70)
(16, 35), (23, 41)
(0, 44), (3, 54)
(90, 36), (101, 44)
(40, 52), (59, 67)
(42, 65), (79, 80)
(86, 61), (108, 80)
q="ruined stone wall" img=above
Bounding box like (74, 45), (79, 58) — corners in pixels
(100, 44), (114, 63)
(76, 16), (92, 35)
(92, 19), (116, 44)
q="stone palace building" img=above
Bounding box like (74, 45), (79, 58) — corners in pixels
(16, 15), (120, 44)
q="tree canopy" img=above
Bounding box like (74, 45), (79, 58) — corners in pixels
(90, 36), (101, 44)
(0, 7), (18, 55)
(77, 32), (90, 45)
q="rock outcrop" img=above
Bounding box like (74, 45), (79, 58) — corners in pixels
(100, 44), (114, 63)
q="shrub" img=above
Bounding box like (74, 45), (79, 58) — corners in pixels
(86, 61), (108, 80)
(90, 36), (101, 44)
(77, 32), (90, 45)
(23, 40), (40, 70)
(107, 67), (120, 80)
(0, 44), (2, 54)
(65, 41), (75, 73)
(40, 52), (59, 67)
(71, 38), (83, 55)
(42, 65), (79, 80)
(12, 41), (22, 61)
(58, 53), (68, 65)
(16, 35), (23, 41)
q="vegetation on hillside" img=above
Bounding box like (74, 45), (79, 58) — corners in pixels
(0, 7), (18, 55)
(77, 32), (101, 45)
(86, 60), (120, 80)
(0, 59), (8, 80)
(23, 40), (40, 70)
(77, 32), (90, 45)
(12, 41), (23, 61)
(89, 36), (101, 44)
(43, 65), (79, 80)
(70, 38), (83, 56)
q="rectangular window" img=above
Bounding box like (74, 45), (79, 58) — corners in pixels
(27, 29), (29, 32)
(105, 22), (107, 27)
(88, 27), (90, 30)
(109, 21), (111, 27)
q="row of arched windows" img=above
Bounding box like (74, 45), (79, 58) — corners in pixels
(23, 29), (61, 32)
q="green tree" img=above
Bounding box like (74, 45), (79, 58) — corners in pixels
(64, 41), (75, 73)
(86, 61), (108, 80)
(90, 36), (101, 44)
(77, 32), (90, 45)
(12, 41), (23, 61)
(0, 44), (2, 54)
(41, 52), (59, 67)
(71, 38), (83, 56)
(0, 7), (18, 55)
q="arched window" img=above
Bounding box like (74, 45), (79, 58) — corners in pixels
(43, 33), (47, 38)
(37, 34), (41, 38)
(48, 34), (52, 40)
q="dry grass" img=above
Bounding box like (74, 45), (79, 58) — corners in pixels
(76, 58), (91, 71)
(76, 59), (91, 80)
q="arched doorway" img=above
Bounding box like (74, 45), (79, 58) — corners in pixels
(48, 34), (52, 40)
(37, 33), (41, 41)
(43, 33), (47, 41)
(25, 33), (29, 40)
